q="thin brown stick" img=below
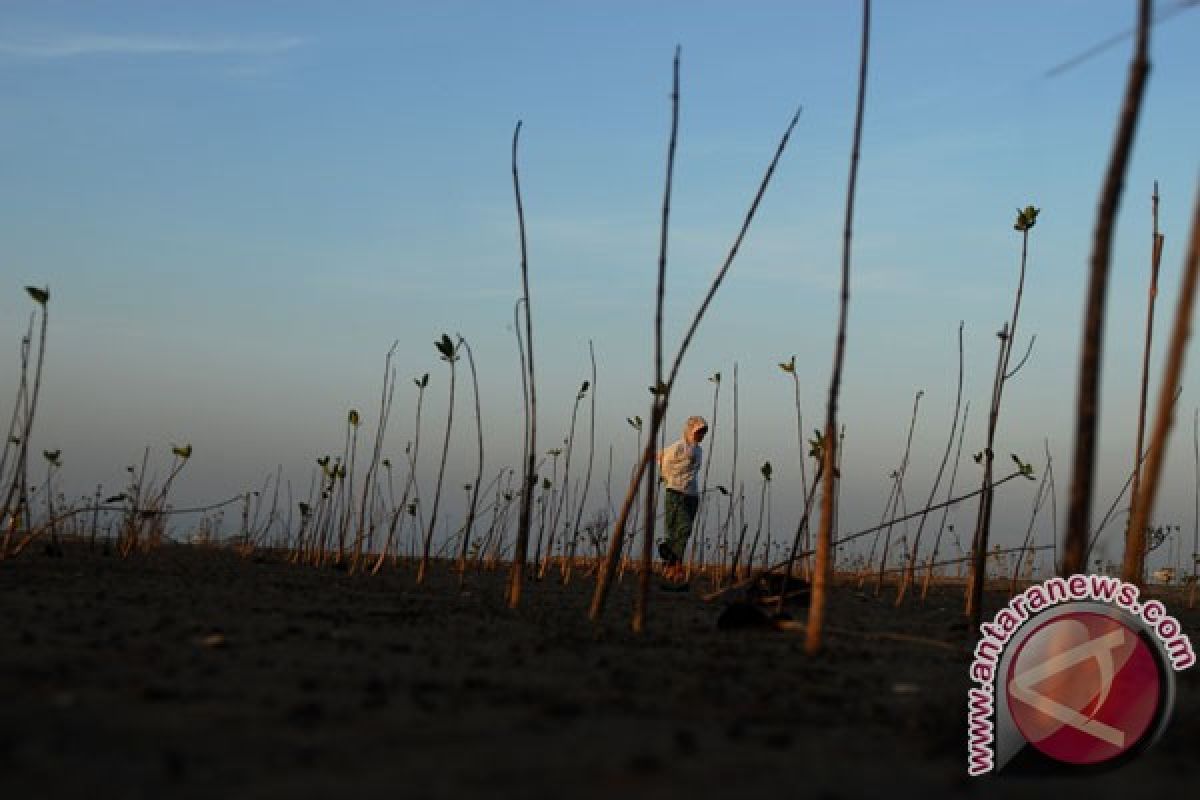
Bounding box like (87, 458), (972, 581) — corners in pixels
(876, 390), (922, 595)
(456, 334), (485, 586)
(898, 322), (964, 605)
(1126, 184), (1200, 584)
(589, 74), (801, 623)
(1063, 0), (1153, 576)
(564, 341), (598, 585)
(967, 205), (1037, 626)
(707, 468), (1027, 603)
(1125, 181), (1166, 581)
(806, 0), (869, 656)
(632, 46), (680, 635)
(508, 120), (538, 608)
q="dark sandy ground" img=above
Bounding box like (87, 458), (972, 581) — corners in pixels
(2, 542), (1197, 799)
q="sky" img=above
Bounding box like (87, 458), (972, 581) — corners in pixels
(2, 0), (1198, 575)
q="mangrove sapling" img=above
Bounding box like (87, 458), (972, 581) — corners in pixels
(1063, 0), (1153, 576)
(1124, 183), (1168, 582)
(1010, 448), (1053, 595)
(310, 457), (336, 564)
(352, 343), (398, 570)
(626, 415), (644, 542)
(966, 204), (1039, 628)
(118, 448), (152, 556)
(372, 376), (429, 574)
(630, 46), (683, 637)
(335, 410), (359, 563)
(589, 53), (801, 624)
(564, 341), (598, 585)
(1194, 408), (1199, 587)
(897, 323), (965, 606)
(723, 363), (741, 584)
(687, 371), (721, 579)
(0, 316), (36, 517)
(829, 424), (846, 575)
(1125, 185), (1200, 586)
(262, 465), (283, 550)
(706, 464), (1035, 603)
(455, 334), (485, 586)
(1047, 439), (1060, 572)
(806, 0), (869, 656)
(1083, 433), (1159, 564)
(476, 468), (513, 571)
(0, 320), (36, 550)
(861, 471), (900, 588)
(876, 390), (923, 596)
(778, 431), (826, 614)
(1, 288), (49, 550)
(1127, 183), (1166, 556)
(763, 469), (774, 571)
(418, 334), (460, 584)
(745, 462), (772, 575)
(508, 119), (539, 609)
(37, 449), (62, 553)
(532, 475), (551, 575)
(779, 356), (813, 575)
(728, 483), (750, 582)
(409, 373), (429, 538)
(543, 381), (588, 579)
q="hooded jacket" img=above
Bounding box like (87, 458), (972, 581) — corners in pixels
(658, 416), (707, 496)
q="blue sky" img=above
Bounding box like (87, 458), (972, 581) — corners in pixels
(2, 1), (1198, 574)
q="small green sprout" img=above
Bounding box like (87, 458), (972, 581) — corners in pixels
(1013, 205), (1040, 232)
(25, 286), (49, 306)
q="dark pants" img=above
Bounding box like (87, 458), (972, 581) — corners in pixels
(662, 489), (699, 564)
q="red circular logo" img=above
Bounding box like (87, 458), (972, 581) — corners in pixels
(1005, 611), (1161, 765)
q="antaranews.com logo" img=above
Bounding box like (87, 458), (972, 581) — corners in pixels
(967, 574), (1195, 775)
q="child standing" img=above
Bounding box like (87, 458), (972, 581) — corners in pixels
(657, 415), (708, 585)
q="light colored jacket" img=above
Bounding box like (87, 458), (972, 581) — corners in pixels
(658, 416), (707, 495)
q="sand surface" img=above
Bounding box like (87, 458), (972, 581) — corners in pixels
(2, 543), (1197, 798)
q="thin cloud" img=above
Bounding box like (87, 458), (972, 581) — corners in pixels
(0, 33), (306, 59)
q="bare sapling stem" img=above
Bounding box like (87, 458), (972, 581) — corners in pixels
(372, 380), (425, 576)
(876, 390), (923, 596)
(456, 334), (485, 587)
(861, 472), (900, 588)
(352, 342), (397, 571)
(778, 356), (813, 578)
(922, 404), (971, 601)
(1123, 182), (1167, 582)
(335, 411), (355, 563)
(508, 118), (538, 608)
(564, 340), (598, 585)
(779, 439), (825, 614)
(1129, 181), (1164, 534)
(0, 313), (35, 537)
(1010, 447), (1053, 594)
(2, 288), (49, 550)
(1063, 0), (1153, 576)
(419, 334), (459, 584)
(589, 48), (801, 623)
(966, 202), (1039, 628)
(1083, 434), (1158, 563)
(898, 323), (964, 605)
(708, 466), (1029, 603)
(542, 379), (586, 578)
(1126, 184), (1200, 585)
(746, 463), (772, 576)
(806, 0), (869, 656)
(688, 371), (721, 578)
(631, 46), (680, 636)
